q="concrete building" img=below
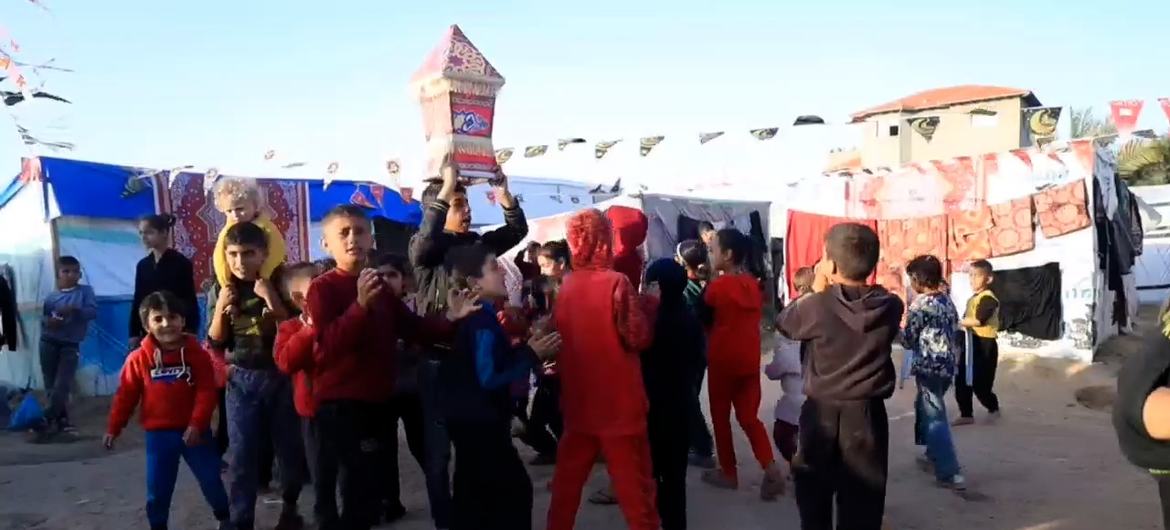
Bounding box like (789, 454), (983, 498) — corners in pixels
(850, 85), (1041, 167)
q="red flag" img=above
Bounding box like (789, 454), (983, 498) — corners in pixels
(1160, 98), (1170, 128)
(349, 189), (375, 209)
(1109, 100), (1145, 137)
(19, 157), (41, 183)
(370, 184), (386, 207)
(1010, 150), (1032, 170)
(400, 187), (414, 203)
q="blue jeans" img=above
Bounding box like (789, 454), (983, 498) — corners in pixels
(145, 430), (229, 528)
(226, 367), (305, 525)
(915, 375), (960, 480)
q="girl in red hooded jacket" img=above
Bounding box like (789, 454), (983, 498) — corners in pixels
(702, 228), (787, 500)
(105, 291), (232, 530)
(547, 208), (659, 530)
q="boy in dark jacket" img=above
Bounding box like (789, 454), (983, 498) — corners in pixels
(408, 161), (527, 530)
(440, 244), (560, 530)
(641, 259), (705, 530)
(777, 223), (903, 530)
(1115, 310), (1170, 529)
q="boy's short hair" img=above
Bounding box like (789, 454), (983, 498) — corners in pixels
(138, 290), (186, 326)
(825, 223), (880, 282)
(321, 204), (370, 225)
(715, 228), (750, 266)
(375, 253), (410, 278)
(213, 178), (261, 212)
(56, 255), (80, 268)
(539, 240), (571, 267)
(905, 255), (944, 289)
(970, 259), (994, 275)
(223, 222), (268, 250)
(698, 221), (715, 234)
(280, 262), (318, 289)
(792, 267), (815, 294)
(444, 244), (492, 290)
(314, 258), (337, 273)
(421, 179), (467, 206)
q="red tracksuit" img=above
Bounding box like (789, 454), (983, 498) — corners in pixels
(705, 272), (775, 484)
(548, 208), (658, 530)
(107, 334), (219, 436)
(274, 316), (315, 418)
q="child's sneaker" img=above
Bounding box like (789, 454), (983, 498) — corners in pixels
(937, 474), (967, 491)
(700, 469), (738, 490)
(951, 417), (975, 427)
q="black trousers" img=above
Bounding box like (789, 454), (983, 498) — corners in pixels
(522, 377), (563, 456)
(448, 420), (533, 530)
(314, 400), (384, 530)
(216, 389), (229, 457)
(956, 335), (1000, 418)
(302, 416), (339, 526)
(381, 391), (426, 511)
(793, 398), (888, 530)
(649, 404), (689, 530)
(688, 367), (714, 458)
(419, 360), (453, 528)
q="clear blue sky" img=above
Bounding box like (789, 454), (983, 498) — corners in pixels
(4, 0), (1169, 189)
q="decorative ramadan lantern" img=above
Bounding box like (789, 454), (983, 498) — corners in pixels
(411, 24), (505, 183)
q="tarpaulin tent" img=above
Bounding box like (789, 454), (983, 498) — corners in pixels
(0, 156), (420, 395)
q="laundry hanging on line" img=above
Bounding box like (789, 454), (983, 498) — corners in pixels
(991, 262), (1063, 341)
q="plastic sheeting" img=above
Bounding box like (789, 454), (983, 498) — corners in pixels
(0, 185), (55, 390)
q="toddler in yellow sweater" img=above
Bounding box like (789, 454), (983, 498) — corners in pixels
(212, 178), (286, 286)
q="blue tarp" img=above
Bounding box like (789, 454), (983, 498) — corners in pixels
(3, 157), (422, 224)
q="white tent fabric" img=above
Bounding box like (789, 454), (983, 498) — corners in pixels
(0, 185), (57, 390)
(1130, 185), (1170, 305)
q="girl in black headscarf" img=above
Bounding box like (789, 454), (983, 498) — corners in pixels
(130, 213), (199, 346)
(642, 259), (705, 530)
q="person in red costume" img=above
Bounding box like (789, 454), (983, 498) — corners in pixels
(546, 208), (658, 530)
(701, 228), (788, 500)
(606, 206), (649, 291)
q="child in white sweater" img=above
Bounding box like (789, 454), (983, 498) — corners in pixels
(766, 267), (811, 463)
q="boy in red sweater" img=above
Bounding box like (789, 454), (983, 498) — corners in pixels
(702, 228), (787, 499)
(272, 262), (326, 525)
(105, 291), (232, 530)
(547, 208), (658, 530)
(305, 205), (478, 530)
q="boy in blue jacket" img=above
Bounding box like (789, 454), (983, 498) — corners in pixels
(439, 244), (561, 530)
(37, 255), (98, 438)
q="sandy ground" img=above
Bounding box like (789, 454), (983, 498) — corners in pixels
(0, 340), (1162, 530)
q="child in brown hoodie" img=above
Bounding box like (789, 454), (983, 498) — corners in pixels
(777, 223), (903, 530)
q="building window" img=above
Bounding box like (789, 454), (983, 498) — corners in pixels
(888, 125), (900, 137)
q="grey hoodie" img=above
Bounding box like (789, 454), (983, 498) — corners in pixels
(777, 284), (902, 401)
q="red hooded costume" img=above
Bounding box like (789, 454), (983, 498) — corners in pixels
(548, 208), (658, 530)
(606, 206), (648, 291)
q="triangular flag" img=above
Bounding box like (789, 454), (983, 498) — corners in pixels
(1159, 98), (1170, 127)
(203, 168), (220, 196)
(524, 145), (548, 158)
(18, 157), (41, 183)
(385, 159), (401, 188)
(495, 148), (514, 164)
(750, 128), (778, 140)
(400, 187), (414, 203)
(595, 139), (621, 159)
(1110, 100), (1145, 137)
(557, 138), (586, 151)
(1010, 150), (1033, 170)
(324, 162), (339, 190)
(909, 117), (940, 141)
(263, 149), (276, 161)
(699, 132), (725, 144)
(640, 136), (665, 157)
(350, 189), (375, 208)
(281, 162), (306, 169)
(370, 184), (386, 207)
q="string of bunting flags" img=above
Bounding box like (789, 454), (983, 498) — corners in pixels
(490, 99), (1170, 165)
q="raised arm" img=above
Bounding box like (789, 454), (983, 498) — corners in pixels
(275, 320), (316, 375)
(409, 201), (453, 269)
(776, 293), (818, 342)
(481, 205), (528, 256)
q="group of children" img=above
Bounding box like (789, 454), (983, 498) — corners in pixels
(22, 167), (1007, 530)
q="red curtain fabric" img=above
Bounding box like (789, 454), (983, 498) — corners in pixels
(1034, 180), (1091, 238)
(785, 211), (877, 299)
(988, 197), (1036, 257)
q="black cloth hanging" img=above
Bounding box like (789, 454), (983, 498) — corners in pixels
(991, 262), (1063, 340)
(0, 275), (16, 351)
(676, 215), (702, 244)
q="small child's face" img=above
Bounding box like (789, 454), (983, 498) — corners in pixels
(57, 265), (81, 288)
(285, 275), (314, 311)
(472, 254), (506, 298)
(376, 265), (406, 298)
(224, 243), (267, 280)
(225, 198), (259, 225)
(145, 309), (185, 346)
(138, 222), (168, 250)
(538, 255), (565, 279)
(969, 268), (992, 292)
(322, 215), (374, 271)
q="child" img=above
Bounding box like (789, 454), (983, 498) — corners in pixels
(901, 255), (965, 490)
(777, 222), (903, 529)
(1115, 305), (1170, 528)
(440, 243), (560, 530)
(207, 222), (304, 530)
(701, 229), (786, 499)
(641, 259), (705, 530)
(675, 239), (715, 469)
(105, 291), (231, 530)
(38, 255), (98, 437)
(272, 262), (328, 525)
(547, 208), (658, 530)
(306, 205), (477, 530)
(212, 178), (287, 288)
(522, 239), (571, 465)
(955, 259), (1002, 426)
(765, 266), (811, 466)
(374, 253), (428, 524)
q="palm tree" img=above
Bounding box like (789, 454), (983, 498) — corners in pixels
(1068, 107), (1117, 139)
(1118, 136), (1170, 186)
